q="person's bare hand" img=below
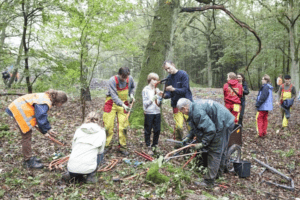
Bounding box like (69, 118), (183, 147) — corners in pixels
(166, 86), (175, 92)
(44, 133), (51, 138)
(276, 101), (280, 106)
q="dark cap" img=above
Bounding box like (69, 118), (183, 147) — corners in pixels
(284, 75), (291, 79)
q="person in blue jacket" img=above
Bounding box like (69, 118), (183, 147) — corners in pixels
(255, 74), (273, 137)
(162, 61), (193, 141)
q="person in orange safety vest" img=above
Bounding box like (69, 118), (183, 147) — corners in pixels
(5, 89), (68, 169)
(102, 67), (135, 156)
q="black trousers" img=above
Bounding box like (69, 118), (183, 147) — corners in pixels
(238, 100), (245, 126)
(144, 114), (161, 147)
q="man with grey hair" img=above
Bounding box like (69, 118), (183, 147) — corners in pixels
(178, 98), (235, 187)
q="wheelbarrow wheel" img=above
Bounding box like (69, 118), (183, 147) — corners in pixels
(225, 144), (241, 172)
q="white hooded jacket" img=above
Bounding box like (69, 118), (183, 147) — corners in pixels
(67, 123), (106, 174)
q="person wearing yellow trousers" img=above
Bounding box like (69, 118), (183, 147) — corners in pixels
(162, 61), (193, 142)
(102, 67), (135, 156)
(276, 75), (296, 128)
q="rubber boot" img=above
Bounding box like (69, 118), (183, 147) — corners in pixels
(199, 179), (214, 188)
(32, 156), (42, 163)
(86, 171), (97, 184)
(23, 157), (44, 169)
(62, 171), (71, 182)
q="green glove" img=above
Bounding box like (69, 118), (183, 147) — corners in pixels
(194, 143), (204, 150)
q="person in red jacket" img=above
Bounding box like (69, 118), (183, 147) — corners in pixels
(223, 72), (243, 124)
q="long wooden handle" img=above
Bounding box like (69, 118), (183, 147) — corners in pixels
(48, 135), (64, 146)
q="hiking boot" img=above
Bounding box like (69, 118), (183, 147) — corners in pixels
(62, 171), (70, 182)
(23, 157), (44, 169)
(104, 146), (112, 154)
(198, 179), (214, 188)
(32, 156), (41, 163)
(147, 146), (154, 156)
(119, 147), (129, 156)
(86, 172), (97, 184)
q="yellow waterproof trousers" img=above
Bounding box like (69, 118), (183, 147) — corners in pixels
(173, 110), (190, 140)
(103, 102), (129, 147)
(281, 91), (292, 127)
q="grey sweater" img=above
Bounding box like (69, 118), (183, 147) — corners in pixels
(106, 75), (135, 106)
(142, 85), (161, 114)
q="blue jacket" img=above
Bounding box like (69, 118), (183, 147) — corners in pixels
(256, 83), (273, 111)
(164, 70), (193, 108)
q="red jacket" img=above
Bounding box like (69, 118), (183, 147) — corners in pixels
(223, 80), (243, 104)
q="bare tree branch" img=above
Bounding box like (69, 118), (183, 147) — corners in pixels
(276, 46), (292, 61)
(188, 25), (207, 35)
(181, 5), (261, 72)
(291, 14), (300, 27)
(284, 14), (292, 24)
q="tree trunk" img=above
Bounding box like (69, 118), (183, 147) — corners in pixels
(7, 39), (23, 88)
(130, 0), (180, 127)
(22, 2), (32, 93)
(289, 22), (299, 90)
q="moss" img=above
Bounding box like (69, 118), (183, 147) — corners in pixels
(130, 0), (180, 127)
(146, 162), (169, 184)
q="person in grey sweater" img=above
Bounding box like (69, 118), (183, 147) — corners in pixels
(142, 72), (163, 155)
(102, 67), (135, 156)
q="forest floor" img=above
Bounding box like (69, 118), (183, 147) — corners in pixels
(1, 87), (300, 199)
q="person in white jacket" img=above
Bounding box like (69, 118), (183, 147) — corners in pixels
(64, 112), (106, 183)
(142, 72), (163, 155)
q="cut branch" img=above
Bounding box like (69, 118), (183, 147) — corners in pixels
(180, 5), (261, 72)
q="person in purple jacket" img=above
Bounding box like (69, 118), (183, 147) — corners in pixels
(162, 61), (193, 141)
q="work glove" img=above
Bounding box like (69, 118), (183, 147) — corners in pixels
(152, 95), (158, 102)
(122, 103), (130, 112)
(193, 143), (204, 150)
(181, 137), (190, 146)
(130, 94), (135, 102)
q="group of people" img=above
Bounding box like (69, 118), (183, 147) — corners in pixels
(4, 61), (297, 187)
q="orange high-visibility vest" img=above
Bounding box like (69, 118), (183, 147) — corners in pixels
(8, 93), (52, 133)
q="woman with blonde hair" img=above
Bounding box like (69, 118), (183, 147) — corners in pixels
(5, 89), (68, 169)
(65, 112), (106, 184)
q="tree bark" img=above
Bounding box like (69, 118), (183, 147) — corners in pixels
(7, 39), (23, 88)
(130, 0), (180, 127)
(22, 2), (32, 93)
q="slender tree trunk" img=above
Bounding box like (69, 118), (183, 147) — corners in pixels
(130, 0), (180, 127)
(0, 23), (7, 58)
(7, 39), (23, 88)
(22, 2), (32, 93)
(289, 23), (299, 90)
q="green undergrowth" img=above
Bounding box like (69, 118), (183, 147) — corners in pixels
(0, 124), (9, 131)
(145, 156), (196, 198)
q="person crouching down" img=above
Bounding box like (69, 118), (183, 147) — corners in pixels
(5, 89), (68, 169)
(255, 74), (273, 137)
(179, 98), (235, 188)
(65, 112), (106, 184)
(142, 73), (163, 155)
